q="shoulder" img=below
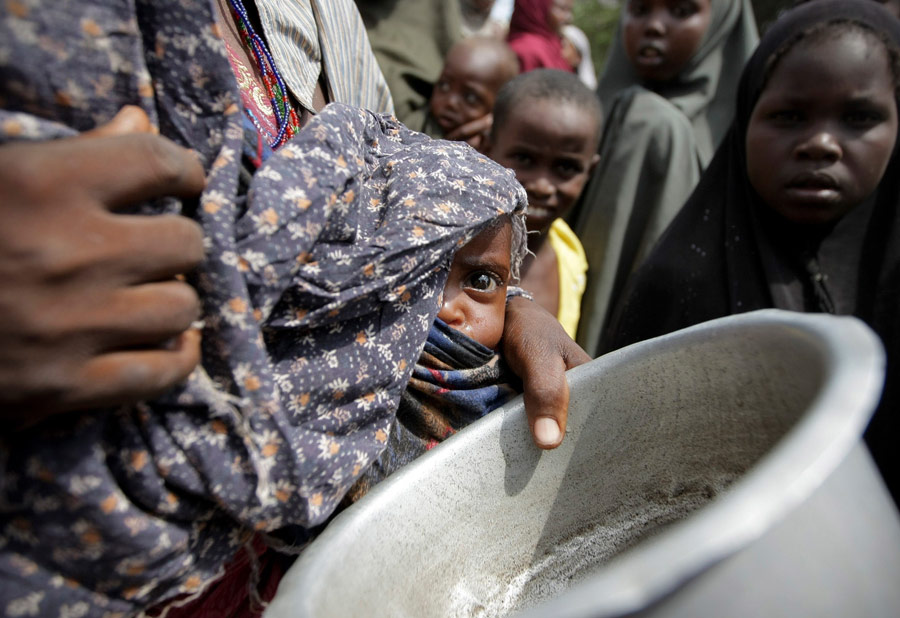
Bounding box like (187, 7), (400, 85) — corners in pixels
(508, 33), (553, 56)
(548, 219), (586, 266)
(603, 86), (699, 171)
(613, 87), (694, 140)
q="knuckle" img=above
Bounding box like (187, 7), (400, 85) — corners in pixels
(0, 143), (56, 204)
(140, 135), (190, 191)
(0, 296), (68, 344)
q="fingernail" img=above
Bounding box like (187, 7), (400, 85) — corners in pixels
(534, 417), (561, 447)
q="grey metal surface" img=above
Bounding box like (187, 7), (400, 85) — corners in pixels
(265, 309), (898, 618)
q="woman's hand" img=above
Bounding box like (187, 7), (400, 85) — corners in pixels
(502, 296), (591, 448)
(0, 107), (206, 428)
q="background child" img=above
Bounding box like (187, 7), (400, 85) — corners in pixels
(570, 0), (758, 357)
(486, 68), (602, 338)
(507, 0), (578, 72)
(423, 36), (519, 152)
(345, 213), (529, 502)
(602, 0), (900, 502)
(461, 0), (508, 38)
(561, 23), (598, 89)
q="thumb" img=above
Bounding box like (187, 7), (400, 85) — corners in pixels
(83, 105), (155, 138)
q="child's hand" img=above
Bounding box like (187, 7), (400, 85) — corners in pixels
(502, 296), (591, 449)
(446, 113), (494, 152)
(0, 107), (206, 429)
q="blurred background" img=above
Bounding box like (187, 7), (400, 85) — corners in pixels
(490, 0), (794, 86)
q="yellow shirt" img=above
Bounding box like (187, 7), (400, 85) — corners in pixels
(547, 219), (588, 339)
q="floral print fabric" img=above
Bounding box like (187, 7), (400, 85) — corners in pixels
(0, 1), (527, 616)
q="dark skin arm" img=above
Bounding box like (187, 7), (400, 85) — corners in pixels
(503, 295), (591, 448)
(0, 107), (206, 428)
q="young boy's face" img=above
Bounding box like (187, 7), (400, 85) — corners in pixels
(488, 98), (600, 236)
(438, 220), (512, 350)
(430, 43), (511, 136)
(746, 31), (898, 226)
(622, 0), (711, 84)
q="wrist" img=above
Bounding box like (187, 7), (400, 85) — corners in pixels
(506, 286), (534, 303)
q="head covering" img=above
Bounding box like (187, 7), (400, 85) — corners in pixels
(598, 0), (759, 160)
(507, 0), (574, 72)
(570, 0), (758, 357)
(0, 0), (527, 613)
(602, 0), (900, 502)
(562, 23), (598, 89)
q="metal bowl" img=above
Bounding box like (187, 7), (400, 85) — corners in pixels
(266, 310), (900, 618)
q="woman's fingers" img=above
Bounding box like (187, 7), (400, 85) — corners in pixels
(0, 126), (207, 421)
(76, 329), (203, 409)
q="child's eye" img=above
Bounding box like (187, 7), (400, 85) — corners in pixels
(628, 0), (650, 16)
(555, 159), (584, 177)
(844, 109), (884, 129)
(768, 110), (804, 125)
(512, 152), (534, 166)
(670, 0), (699, 18)
(464, 271), (502, 293)
(464, 91), (483, 106)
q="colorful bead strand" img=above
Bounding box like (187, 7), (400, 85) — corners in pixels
(227, 0), (301, 149)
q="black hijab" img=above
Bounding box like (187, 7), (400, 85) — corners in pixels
(601, 0), (900, 501)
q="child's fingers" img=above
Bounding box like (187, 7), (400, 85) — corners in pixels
(446, 114), (493, 143)
(523, 371), (570, 449)
(502, 296), (591, 449)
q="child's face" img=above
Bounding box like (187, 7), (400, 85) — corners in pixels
(873, 0), (900, 19)
(548, 0), (575, 34)
(622, 0), (711, 84)
(430, 44), (510, 136)
(488, 99), (600, 236)
(438, 220), (512, 350)
(746, 31), (898, 226)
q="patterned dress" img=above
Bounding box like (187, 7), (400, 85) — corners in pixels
(0, 2), (527, 616)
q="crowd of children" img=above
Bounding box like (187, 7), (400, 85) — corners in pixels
(571, 0), (759, 355)
(2, 0), (900, 615)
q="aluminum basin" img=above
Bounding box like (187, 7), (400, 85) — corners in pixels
(266, 310), (900, 618)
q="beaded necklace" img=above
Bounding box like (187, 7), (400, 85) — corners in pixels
(227, 0), (301, 149)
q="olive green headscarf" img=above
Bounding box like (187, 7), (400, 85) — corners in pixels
(572, 0), (758, 356)
(596, 0), (758, 162)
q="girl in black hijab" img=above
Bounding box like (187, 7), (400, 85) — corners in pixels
(602, 0), (900, 501)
